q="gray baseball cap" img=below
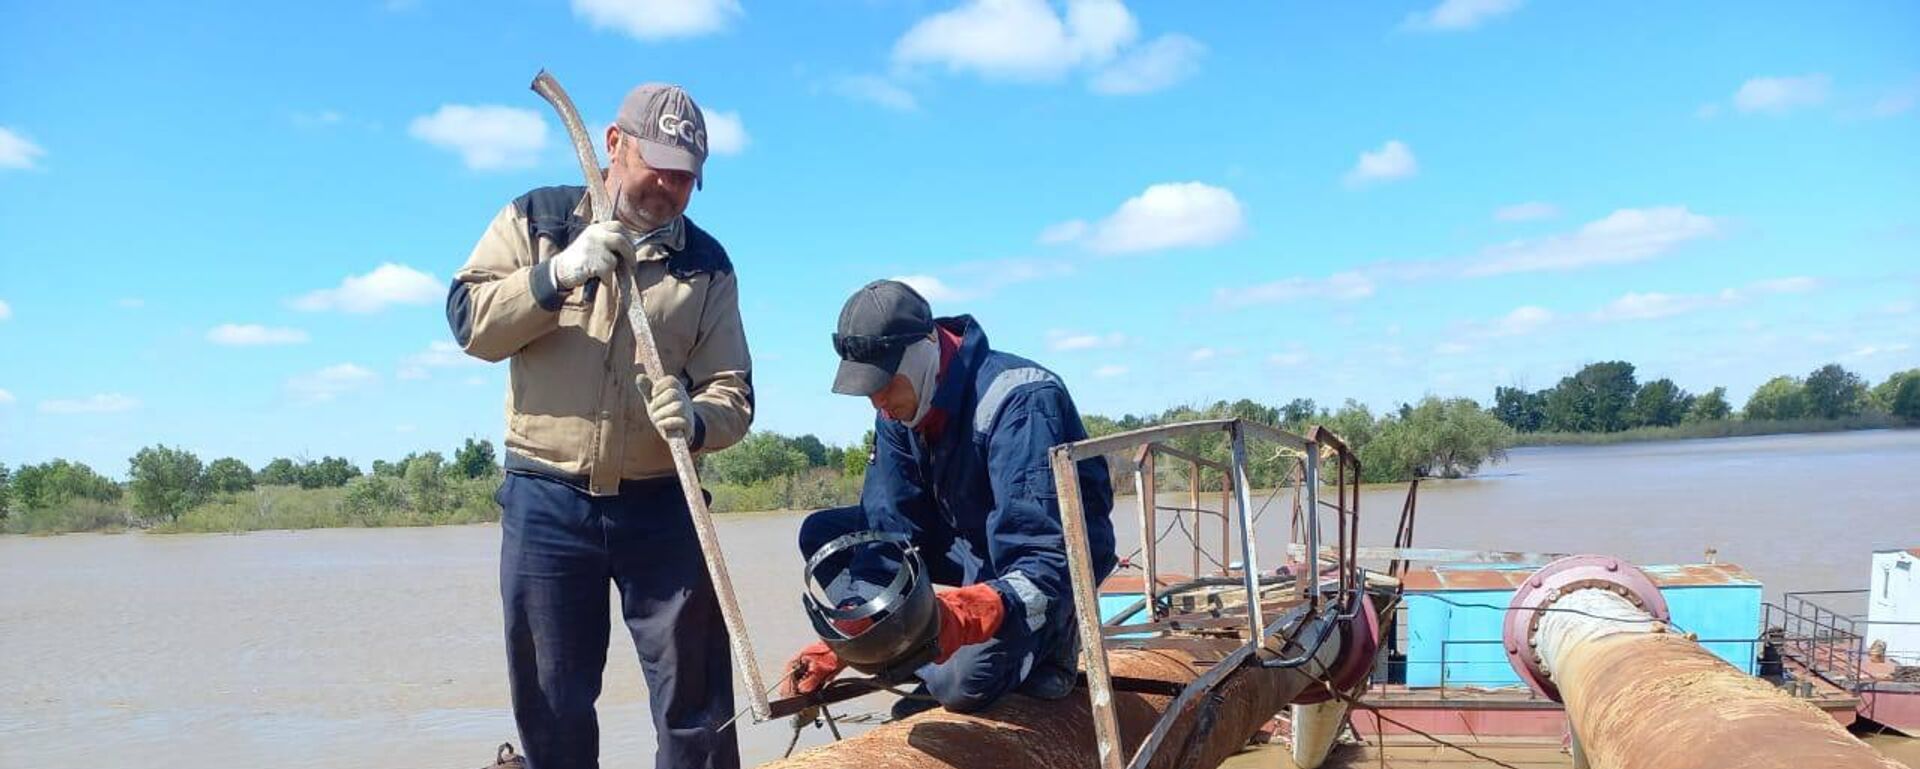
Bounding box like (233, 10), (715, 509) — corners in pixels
(831, 280), (936, 396)
(616, 83), (708, 188)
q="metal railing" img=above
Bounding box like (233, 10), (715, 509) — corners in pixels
(1048, 418), (1367, 769)
(1767, 590), (1869, 688)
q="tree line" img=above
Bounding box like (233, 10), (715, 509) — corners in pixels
(1490, 362), (1920, 434)
(4, 363), (1915, 531)
(0, 438), (501, 528)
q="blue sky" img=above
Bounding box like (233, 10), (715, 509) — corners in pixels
(2, 0), (1916, 476)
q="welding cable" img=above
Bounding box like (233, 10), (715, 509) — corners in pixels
(1417, 593), (1696, 636)
(1114, 516), (1186, 571)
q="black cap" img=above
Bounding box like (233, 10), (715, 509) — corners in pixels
(831, 280), (935, 396)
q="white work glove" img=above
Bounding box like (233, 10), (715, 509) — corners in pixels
(549, 221), (635, 291)
(637, 373), (695, 440)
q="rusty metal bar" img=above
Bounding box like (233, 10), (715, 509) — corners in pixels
(1145, 442), (1229, 473)
(1048, 444), (1124, 769)
(1186, 464), (1201, 577)
(1219, 472), (1232, 577)
(1132, 447), (1161, 621)
(1236, 418), (1314, 451)
(1060, 420), (1235, 462)
(1228, 423), (1265, 639)
(1302, 437), (1322, 608)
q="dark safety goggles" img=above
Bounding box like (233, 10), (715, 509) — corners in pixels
(832, 332), (925, 363)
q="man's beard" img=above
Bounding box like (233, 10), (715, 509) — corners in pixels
(613, 187), (667, 231)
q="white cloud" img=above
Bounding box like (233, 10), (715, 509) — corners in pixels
(893, 0), (1137, 81)
(1215, 272), (1375, 308)
(292, 264), (441, 313)
(1037, 219), (1088, 245)
(1592, 292), (1714, 321)
(0, 126), (47, 170)
(891, 274), (963, 303)
(1344, 140), (1417, 187)
(1403, 0), (1524, 31)
(117, 298), (145, 309)
(1493, 201), (1559, 222)
(292, 110), (345, 128)
(1733, 74), (1831, 115)
(1694, 103), (1722, 120)
(398, 340), (481, 380)
(705, 110), (749, 155)
(887, 257), (1077, 305)
(1089, 34), (1204, 95)
(1845, 343), (1913, 360)
(1884, 299), (1916, 316)
(1464, 206), (1717, 276)
(1053, 181), (1244, 254)
(1268, 348), (1309, 367)
(1592, 276), (1822, 323)
(1435, 341), (1473, 355)
(1093, 364), (1129, 378)
(287, 364), (378, 403)
(834, 75), (919, 112)
(40, 393), (138, 414)
(408, 105), (547, 171)
(1870, 78), (1920, 118)
(1744, 276), (1819, 295)
(0, 299), (11, 320)
(0, 389), (13, 405)
(1491, 305), (1553, 336)
(571, 0), (741, 40)
(1188, 347), (1216, 363)
(207, 324), (310, 346)
(1047, 330), (1126, 351)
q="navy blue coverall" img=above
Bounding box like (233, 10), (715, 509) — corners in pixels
(798, 315), (1117, 712)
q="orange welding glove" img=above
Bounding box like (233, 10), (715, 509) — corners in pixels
(782, 641), (846, 696)
(933, 583), (1008, 663)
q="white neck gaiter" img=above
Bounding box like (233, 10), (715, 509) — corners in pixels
(896, 338), (941, 428)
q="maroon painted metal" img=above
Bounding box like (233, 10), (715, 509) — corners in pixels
(1293, 591), (1383, 705)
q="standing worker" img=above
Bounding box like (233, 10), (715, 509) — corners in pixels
(782, 280), (1117, 718)
(447, 83), (752, 769)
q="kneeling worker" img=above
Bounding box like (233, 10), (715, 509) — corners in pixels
(782, 279), (1117, 717)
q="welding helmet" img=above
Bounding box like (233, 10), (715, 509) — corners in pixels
(801, 531), (940, 681)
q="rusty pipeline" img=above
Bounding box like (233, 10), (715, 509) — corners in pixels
(760, 646), (1312, 769)
(1504, 555), (1903, 769)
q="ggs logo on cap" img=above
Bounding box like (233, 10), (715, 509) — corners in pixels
(657, 113), (707, 155)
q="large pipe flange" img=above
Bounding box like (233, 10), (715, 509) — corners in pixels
(1503, 554), (1668, 701)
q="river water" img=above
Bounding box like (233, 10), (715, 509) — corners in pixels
(3, 431), (1916, 768)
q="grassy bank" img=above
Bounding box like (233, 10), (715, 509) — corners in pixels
(1515, 415), (1906, 447)
(1, 471), (857, 536)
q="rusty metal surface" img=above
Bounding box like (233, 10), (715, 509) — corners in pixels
(760, 648), (1309, 769)
(1402, 561), (1758, 593)
(1555, 631), (1904, 769)
(1638, 562), (1761, 587)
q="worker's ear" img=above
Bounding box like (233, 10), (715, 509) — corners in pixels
(604, 124), (622, 160)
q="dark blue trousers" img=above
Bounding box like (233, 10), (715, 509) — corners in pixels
(499, 473), (739, 769)
(799, 505), (1071, 713)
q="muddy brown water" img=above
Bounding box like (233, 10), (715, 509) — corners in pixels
(3, 430), (1916, 768)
